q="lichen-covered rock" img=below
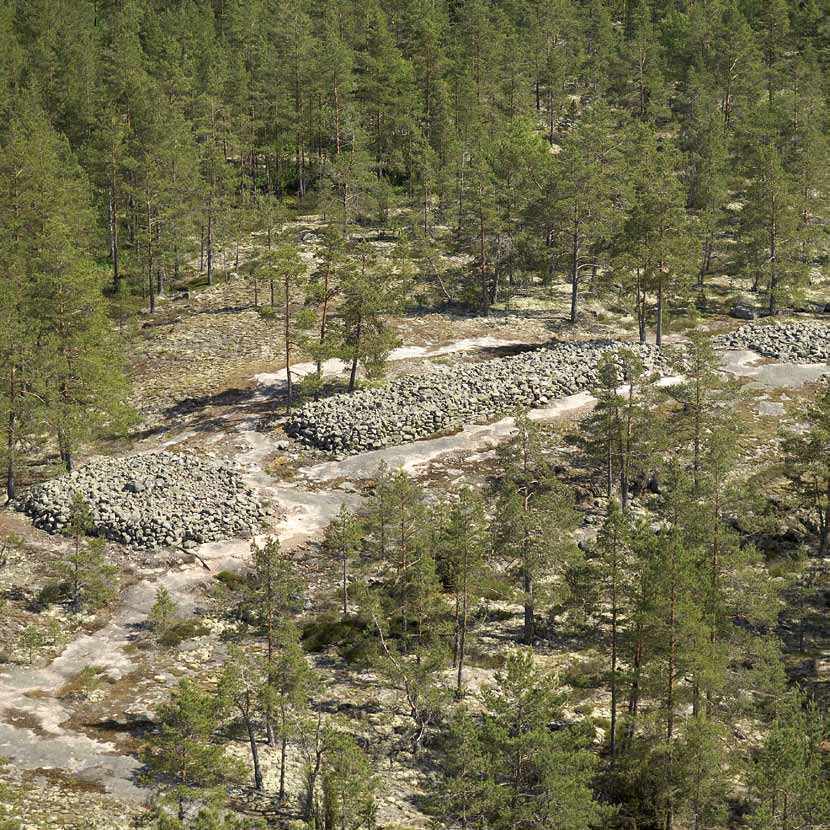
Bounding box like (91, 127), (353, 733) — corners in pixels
(286, 340), (669, 453)
(14, 451), (263, 550)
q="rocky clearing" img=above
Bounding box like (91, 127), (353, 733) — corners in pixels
(3, 271), (830, 829)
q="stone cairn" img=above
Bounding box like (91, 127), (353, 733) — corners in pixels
(14, 451), (263, 550)
(286, 340), (669, 454)
(714, 320), (830, 363)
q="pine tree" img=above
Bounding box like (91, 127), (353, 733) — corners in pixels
(550, 102), (626, 324)
(266, 620), (316, 802)
(437, 651), (608, 830)
(578, 348), (654, 509)
(143, 679), (243, 821)
(218, 645), (268, 791)
(708, 1), (764, 132)
(149, 586), (178, 636)
(783, 385), (830, 554)
(589, 503), (634, 760)
(54, 493), (118, 613)
(365, 469), (445, 656)
(244, 537), (304, 668)
(0, 97), (131, 484)
(494, 414), (579, 644)
(757, 0), (792, 107)
(320, 733), (377, 830)
(455, 135), (500, 314)
(672, 715), (730, 830)
(243, 536), (304, 750)
(618, 124), (693, 345)
(436, 487), (488, 695)
(739, 124), (807, 313)
(785, 55), (830, 267)
(322, 505), (363, 617)
(0, 1), (21, 125)
(748, 691), (830, 829)
(302, 227), (351, 400)
(613, 0), (669, 121)
(661, 333), (736, 490)
(338, 245), (401, 392)
(263, 237), (312, 413)
(682, 72), (730, 286)
(362, 545), (450, 752)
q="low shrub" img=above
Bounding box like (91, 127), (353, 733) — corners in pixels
(158, 618), (210, 647)
(302, 614), (375, 666)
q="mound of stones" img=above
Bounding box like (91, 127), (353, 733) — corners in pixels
(14, 451), (263, 550)
(714, 320), (830, 363)
(286, 340), (668, 454)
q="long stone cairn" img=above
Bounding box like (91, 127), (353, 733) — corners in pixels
(286, 340), (669, 453)
(714, 320), (830, 363)
(14, 451), (264, 550)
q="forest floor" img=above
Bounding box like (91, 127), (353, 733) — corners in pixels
(2, 239), (830, 828)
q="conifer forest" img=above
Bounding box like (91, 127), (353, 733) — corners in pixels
(4, 0), (830, 828)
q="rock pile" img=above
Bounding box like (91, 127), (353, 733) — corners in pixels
(286, 340), (668, 453)
(15, 452), (263, 549)
(714, 320), (830, 363)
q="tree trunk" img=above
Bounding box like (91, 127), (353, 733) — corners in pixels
(246, 718), (264, 791)
(570, 229), (579, 324)
(6, 365), (16, 502)
(456, 566), (468, 695)
(479, 205), (489, 316)
(303, 752), (323, 822)
(768, 213), (778, 314)
(820, 489), (830, 556)
(315, 269), (331, 401)
(342, 551), (348, 616)
(348, 316), (362, 392)
(147, 203), (155, 314)
(156, 223), (164, 297)
(58, 427), (73, 473)
(610, 593), (618, 761)
(6, 407), (15, 502)
(285, 276), (293, 414)
(698, 238), (712, 288)
(625, 629), (643, 746)
(523, 557), (533, 645)
(109, 189), (120, 291)
(636, 268), (647, 344)
(656, 275), (664, 347)
(207, 210), (214, 286)
(279, 734), (288, 801)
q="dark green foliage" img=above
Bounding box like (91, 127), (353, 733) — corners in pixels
(435, 651), (609, 830)
(493, 414), (580, 644)
(50, 492), (118, 613)
(157, 618), (210, 649)
(783, 385), (830, 554)
(301, 614), (375, 666)
(143, 679), (244, 818)
(747, 691), (830, 829)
